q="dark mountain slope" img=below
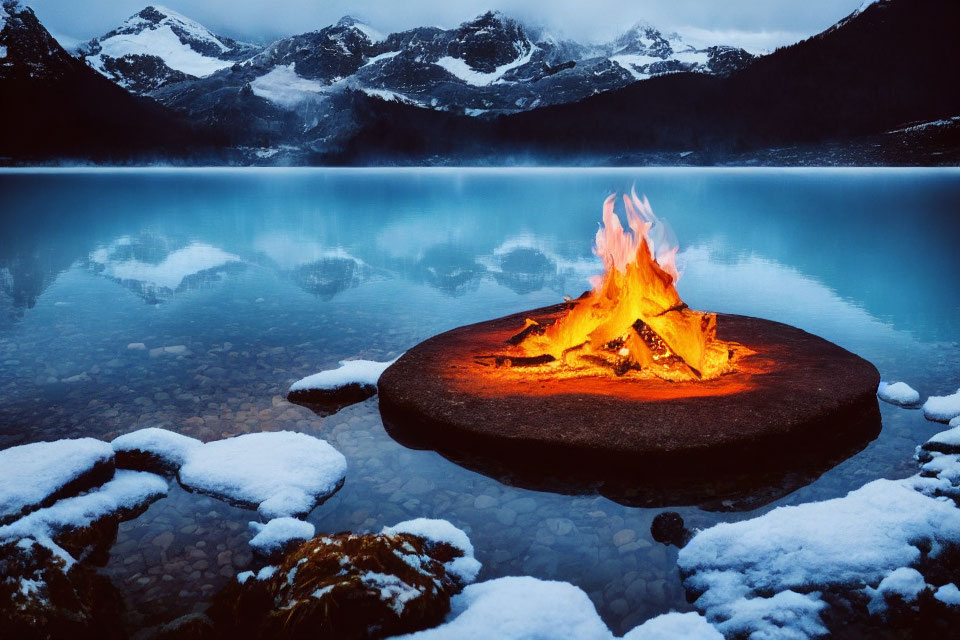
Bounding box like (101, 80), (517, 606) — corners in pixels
(328, 0), (960, 163)
(0, 1), (217, 162)
(493, 0), (960, 155)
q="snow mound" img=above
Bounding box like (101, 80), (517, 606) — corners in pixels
(392, 576), (612, 640)
(178, 431), (346, 520)
(0, 470), (168, 565)
(111, 427), (201, 470)
(383, 518), (480, 584)
(924, 388), (960, 422)
(0, 438), (114, 524)
(622, 611), (723, 640)
(249, 517), (315, 555)
(289, 358), (397, 392)
(935, 583), (960, 606)
(678, 478), (960, 638)
(877, 381), (920, 406)
(865, 567), (927, 614)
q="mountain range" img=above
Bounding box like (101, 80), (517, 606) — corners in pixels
(0, 0), (957, 165)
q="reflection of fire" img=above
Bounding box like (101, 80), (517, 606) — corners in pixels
(499, 192), (750, 382)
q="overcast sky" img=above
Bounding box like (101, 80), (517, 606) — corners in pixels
(27, 0), (869, 51)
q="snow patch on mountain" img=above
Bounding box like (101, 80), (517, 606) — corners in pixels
(609, 54), (658, 80)
(251, 64), (332, 108)
(361, 87), (424, 106)
(87, 24), (233, 78)
(435, 44), (537, 86)
(363, 51), (400, 67)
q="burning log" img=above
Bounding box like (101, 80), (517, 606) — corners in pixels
(506, 318), (548, 345)
(475, 354), (555, 368)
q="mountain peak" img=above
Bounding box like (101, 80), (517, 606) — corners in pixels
(334, 15), (384, 43)
(612, 21), (672, 57)
(80, 4), (260, 94)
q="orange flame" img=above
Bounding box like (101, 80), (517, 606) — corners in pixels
(517, 191), (745, 381)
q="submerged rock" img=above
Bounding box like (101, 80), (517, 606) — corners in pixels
(650, 511), (691, 548)
(208, 519), (479, 639)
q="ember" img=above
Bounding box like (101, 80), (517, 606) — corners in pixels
(503, 191), (750, 381)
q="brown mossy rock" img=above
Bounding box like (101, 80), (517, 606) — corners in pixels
(0, 539), (125, 640)
(208, 531), (469, 640)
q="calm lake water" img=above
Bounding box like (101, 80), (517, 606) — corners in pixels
(1, 168), (959, 635)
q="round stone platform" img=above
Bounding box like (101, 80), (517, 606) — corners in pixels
(378, 304), (882, 509)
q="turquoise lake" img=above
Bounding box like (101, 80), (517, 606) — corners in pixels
(1, 167), (958, 634)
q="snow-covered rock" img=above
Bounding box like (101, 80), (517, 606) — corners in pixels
(678, 478), (960, 638)
(248, 517), (315, 556)
(111, 426), (201, 474)
(923, 387), (960, 422)
(0, 470), (168, 565)
(922, 425), (960, 454)
(0, 438), (114, 525)
(287, 358), (398, 416)
(877, 380), (920, 406)
(622, 611), (723, 640)
(393, 574), (723, 639)
(178, 431), (346, 520)
(290, 358), (397, 393)
(383, 518), (481, 585)
(934, 582), (960, 606)
(393, 576), (612, 640)
(865, 567), (927, 614)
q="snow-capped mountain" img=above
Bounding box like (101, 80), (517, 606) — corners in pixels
(80, 5), (261, 94)
(128, 9), (755, 158)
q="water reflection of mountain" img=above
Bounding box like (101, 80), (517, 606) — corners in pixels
(290, 256), (368, 300)
(86, 235), (245, 304)
(491, 247), (555, 295)
(0, 241), (90, 324)
(414, 245), (486, 297)
(253, 236), (371, 300)
(0, 256), (62, 324)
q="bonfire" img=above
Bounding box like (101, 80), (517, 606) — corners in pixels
(497, 191), (750, 382)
